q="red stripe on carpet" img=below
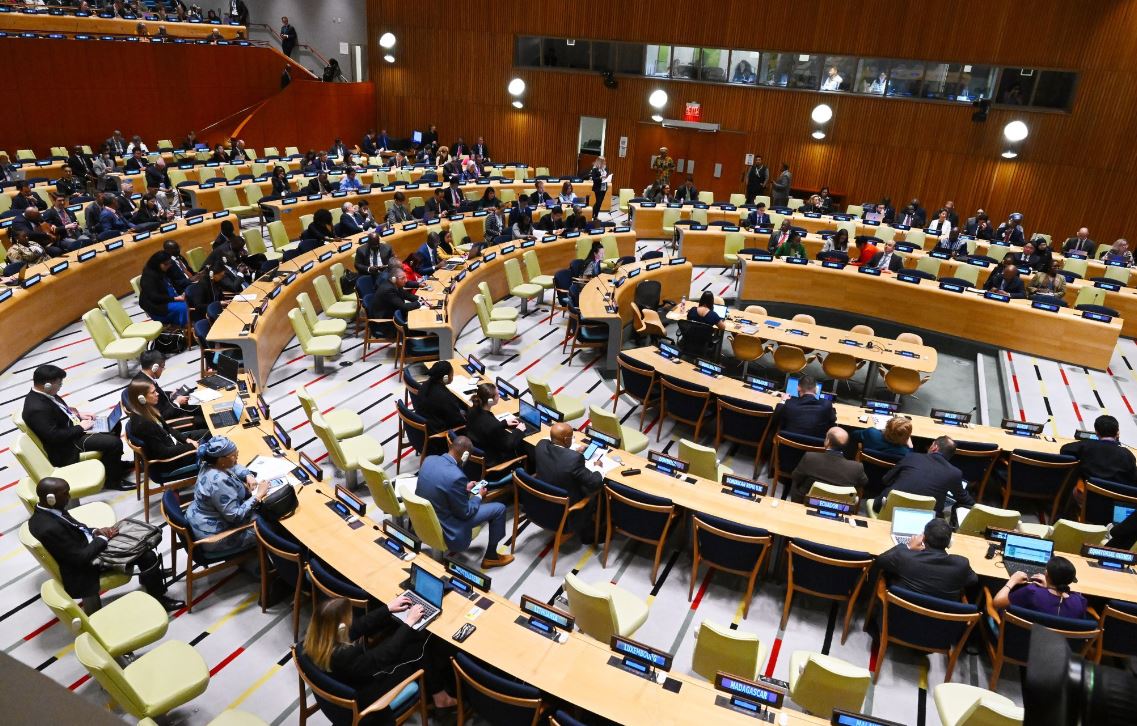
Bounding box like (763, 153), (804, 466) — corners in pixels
(68, 673), (90, 691)
(1019, 409), (1026, 421)
(764, 637), (783, 678)
(381, 408), (399, 422)
(23, 618), (58, 641)
(1072, 402), (1083, 423)
(290, 420), (310, 431)
(536, 539), (554, 560)
(1122, 395), (1134, 415)
(516, 358), (543, 377)
(867, 641), (880, 674)
(718, 284), (732, 296)
(0, 480), (19, 492)
(689, 571), (714, 610)
(286, 354), (306, 365)
(313, 452), (328, 463)
(369, 369), (402, 388)
(1060, 369), (1070, 386)
(49, 338), (91, 352)
(210, 646), (245, 676)
(1011, 374), (1020, 393)
(170, 571), (243, 619)
(62, 362), (86, 372)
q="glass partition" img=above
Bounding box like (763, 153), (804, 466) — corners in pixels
(728, 50), (760, 85)
(821, 56), (856, 92)
(886, 60), (926, 97)
(670, 46), (698, 79)
(645, 44), (671, 77)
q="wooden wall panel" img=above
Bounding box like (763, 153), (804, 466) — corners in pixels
(233, 80), (376, 154)
(366, 0), (1137, 243)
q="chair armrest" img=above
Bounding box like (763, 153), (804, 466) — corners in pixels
(194, 521), (255, 546)
(360, 669), (425, 715)
(982, 586), (1001, 621)
(485, 455), (527, 474)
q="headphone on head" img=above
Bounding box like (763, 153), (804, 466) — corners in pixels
(151, 363), (160, 373)
(43, 382), (53, 391)
(45, 492), (56, 506)
(137, 395), (147, 405)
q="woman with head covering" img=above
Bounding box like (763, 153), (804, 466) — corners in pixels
(992, 555), (1088, 619)
(414, 361), (467, 434)
(124, 379), (202, 482)
(186, 436), (269, 556)
(139, 251), (189, 327)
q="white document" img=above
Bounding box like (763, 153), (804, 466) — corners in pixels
(189, 387), (223, 405)
(247, 455), (297, 482)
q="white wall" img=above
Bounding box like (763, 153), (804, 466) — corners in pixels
(242, 0), (369, 81)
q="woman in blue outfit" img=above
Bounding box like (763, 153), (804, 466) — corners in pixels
(187, 436), (269, 557)
(138, 251), (189, 327)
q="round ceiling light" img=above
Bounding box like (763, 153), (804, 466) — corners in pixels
(378, 32), (396, 49)
(648, 89), (668, 109)
(811, 103), (833, 124)
(1003, 120), (1029, 142)
(507, 78), (526, 96)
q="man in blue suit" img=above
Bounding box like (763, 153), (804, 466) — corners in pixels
(771, 375), (836, 439)
(416, 436), (514, 569)
(745, 202), (771, 229)
(873, 436), (974, 517)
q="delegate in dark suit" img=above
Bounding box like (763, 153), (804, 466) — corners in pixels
(771, 395), (837, 439)
(334, 213), (364, 238)
(28, 506), (114, 599)
(534, 439), (603, 542)
(789, 450), (869, 503)
(983, 268), (1026, 298)
(1059, 438), (1137, 485)
(22, 390), (127, 486)
(1062, 236), (1097, 258)
(876, 542), (977, 600)
(353, 242), (392, 277)
(365, 277), (420, 337)
(466, 408), (522, 467)
(745, 210), (771, 228)
(874, 450), (973, 516)
(867, 249), (904, 272)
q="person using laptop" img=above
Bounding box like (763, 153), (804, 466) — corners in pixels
(770, 374), (836, 441)
(414, 361), (468, 435)
(534, 422), (604, 543)
(873, 436), (973, 517)
(788, 427), (868, 504)
(124, 380), (201, 483)
(1059, 414), (1137, 485)
(303, 597), (458, 714)
(685, 291), (727, 330)
(465, 384), (523, 472)
(133, 350), (207, 433)
(186, 437), (269, 557)
(876, 518), (977, 600)
(416, 436), (514, 569)
(991, 555), (1088, 619)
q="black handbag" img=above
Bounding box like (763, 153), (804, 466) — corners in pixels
(259, 482), (299, 520)
(340, 270), (359, 295)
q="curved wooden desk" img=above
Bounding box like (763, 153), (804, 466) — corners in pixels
(0, 212), (230, 372)
(738, 258), (1121, 370)
(628, 202), (741, 238)
(0, 11), (245, 39)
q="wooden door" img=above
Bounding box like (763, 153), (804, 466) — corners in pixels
(631, 123), (748, 201)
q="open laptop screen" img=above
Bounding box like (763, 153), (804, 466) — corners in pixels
(1003, 533), (1054, 564)
(890, 507), (935, 537)
(411, 564), (445, 608)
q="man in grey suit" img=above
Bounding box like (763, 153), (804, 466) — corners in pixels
(771, 163), (792, 207)
(1062, 227), (1096, 258)
(789, 427), (868, 503)
(534, 422), (603, 543)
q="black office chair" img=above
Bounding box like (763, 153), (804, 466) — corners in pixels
(640, 250), (664, 261)
(603, 481), (677, 584)
(690, 512), (772, 619)
(770, 431), (826, 498)
(714, 395), (774, 478)
(1075, 303), (1120, 317)
(1032, 293), (1068, 307)
(1081, 477), (1137, 526)
(677, 319), (719, 361)
(987, 449), (1078, 522)
(615, 353), (660, 429)
(782, 539), (873, 642)
(855, 446), (903, 499)
(657, 373), (713, 441)
(952, 440), (1002, 498)
(452, 651), (545, 726)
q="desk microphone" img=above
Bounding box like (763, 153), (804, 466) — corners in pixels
(221, 297), (258, 333)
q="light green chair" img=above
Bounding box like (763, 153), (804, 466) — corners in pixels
(184, 246), (206, 272)
(1047, 519), (1109, 554)
(601, 233), (621, 271)
(730, 193), (746, 206)
(297, 384), (364, 439)
(535, 166), (550, 177)
(262, 146), (280, 159)
(244, 182), (264, 207)
(243, 228), (281, 263)
(398, 479), (483, 556)
(1104, 265), (1130, 284)
(477, 282), (519, 322)
(523, 250), (554, 300)
(12, 412), (100, 462)
(222, 165), (241, 182)
(309, 410), (383, 488)
(299, 213), (314, 230)
(16, 149), (36, 161)
(690, 208), (708, 226)
(723, 232), (745, 273)
(19, 523), (129, 596)
(448, 220), (474, 254)
(1063, 258), (1088, 278)
(296, 292), (348, 336)
(788, 651), (872, 716)
(1074, 287), (1106, 308)
(953, 263), (981, 287)
(14, 478), (113, 525)
(285, 146), (300, 157)
(361, 459), (405, 522)
(41, 580), (167, 658)
(563, 572), (649, 644)
(697, 191), (714, 205)
(875, 226), (897, 243)
(660, 208), (682, 242)
(690, 620), (763, 681)
(498, 188), (516, 204)
(587, 405), (647, 454)
(287, 309), (342, 373)
(83, 309), (146, 377)
(617, 188), (633, 213)
(14, 434), (106, 497)
(787, 197), (804, 211)
(329, 262), (357, 304)
(955, 504), (1021, 537)
(504, 258), (542, 314)
(917, 255), (943, 277)
(933, 682), (1024, 726)
(314, 275), (358, 321)
(867, 491), (937, 520)
(98, 294), (163, 343)
(678, 439), (733, 481)
(51, 145), (69, 157)
(905, 228), (926, 249)
(807, 482), (859, 506)
(74, 632), (210, 720)
(527, 375), (585, 421)
(218, 186), (257, 218)
(755, 195), (771, 208)
(473, 294), (516, 355)
(267, 220), (293, 254)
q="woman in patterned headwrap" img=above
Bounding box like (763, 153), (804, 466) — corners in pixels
(186, 436), (269, 556)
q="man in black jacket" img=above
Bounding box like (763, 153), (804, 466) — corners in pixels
(304, 172), (335, 195)
(1060, 415), (1137, 484)
(789, 427), (868, 503)
(876, 518), (977, 600)
(132, 350), (206, 432)
(771, 375), (836, 439)
(22, 365), (132, 489)
(534, 422), (603, 542)
(983, 264), (1026, 298)
(28, 477), (183, 613)
(162, 240), (196, 293)
(354, 232), (393, 279)
(874, 437), (973, 517)
(365, 266), (420, 337)
(867, 240), (904, 272)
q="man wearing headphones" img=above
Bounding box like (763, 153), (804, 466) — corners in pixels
(23, 365), (133, 490)
(27, 477), (184, 613)
(365, 263), (421, 338)
(132, 350), (207, 432)
(416, 436), (514, 569)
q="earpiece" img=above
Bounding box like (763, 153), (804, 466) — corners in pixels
(337, 622), (347, 635)
(151, 364), (160, 373)
(45, 492), (56, 506)
(460, 451), (470, 464)
(43, 382), (53, 391)
(137, 395), (146, 405)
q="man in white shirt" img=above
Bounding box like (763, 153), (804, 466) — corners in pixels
(821, 66), (844, 91)
(868, 240), (903, 272)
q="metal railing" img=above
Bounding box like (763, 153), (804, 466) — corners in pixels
(247, 22), (346, 81)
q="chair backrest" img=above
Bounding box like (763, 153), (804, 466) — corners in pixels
(953, 262), (982, 287)
(956, 504), (1021, 537)
(659, 373), (711, 424)
(953, 441), (1001, 490)
(883, 585), (979, 651)
(787, 539), (873, 598)
(515, 469), (571, 533)
(97, 294), (132, 334)
(1074, 286), (1105, 308)
(14, 434), (53, 481)
(916, 255), (942, 276)
(724, 232), (746, 258)
(296, 292), (322, 329)
(772, 431), (826, 479)
(1007, 449), (1077, 499)
(563, 572), (621, 643)
(678, 439), (723, 481)
(1049, 519), (1108, 554)
(697, 190), (714, 205)
(83, 309), (120, 353)
(661, 208), (682, 227)
(1000, 606), (1100, 664)
(601, 234), (620, 261)
(477, 281), (495, 306)
(616, 353), (656, 403)
(715, 395), (773, 447)
(401, 484), (449, 552)
(692, 511), (770, 574)
(396, 399), (430, 453)
(40, 579), (92, 638)
(1063, 258), (1088, 278)
(313, 275), (339, 311)
(19, 521), (62, 580)
(473, 294), (492, 333)
(877, 490), (937, 520)
(287, 308), (314, 347)
(525, 376), (554, 407)
(308, 557), (368, 606)
(292, 644), (359, 725)
(361, 459), (402, 518)
(691, 620), (762, 681)
(218, 187), (240, 209)
(309, 412), (348, 472)
(1104, 265), (1130, 283)
(504, 258), (526, 289)
(522, 250), (543, 281)
(241, 229), (266, 258)
(73, 633), (145, 717)
(1082, 477), (1137, 526)
(268, 220), (290, 250)
(452, 651), (543, 726)
(606, 480), (675, 542)
(587, 405), (625, 447)
(253, 515), (303, 589)
(794, 653), (872, 715)
(1100, 599), (1137, 658)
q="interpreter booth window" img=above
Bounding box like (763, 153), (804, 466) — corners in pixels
(591, 41), (613, 72)
(615, 43), (646, 75)
(886, 61), (926, 97)
(1031, 71), (1077, 109)
(922, 64), (997, 102)
(820, 56), (855, 92)
(669, 46), (698, 79)
(996, 68), (1037, 105)
(729, 50), (760, 85)
(515, 36), (542, 68)
(788, 54), (822, 89)
(759, 53), (819, 88)
(645, 45), (672, 77)
(855, 60), (889, 95)
(542, 38), (591, 70)
(696, 48), (729, 82)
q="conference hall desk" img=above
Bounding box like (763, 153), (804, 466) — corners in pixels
(577, 257), (693, 373)
(739, 258), (1121, 371)
(632, 203), (912, 242)
(409, 229), (635, 361)
(262, 180), (578, 239)
(0, 212), (232, 372)
(0, 10), (244, 39)
(194, 387), (829, 726)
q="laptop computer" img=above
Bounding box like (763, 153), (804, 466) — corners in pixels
(890, 507), (936, 545)
(200, 352), (240, 390)
(394, 563), (445, 631)
(1002, 532), (1054, 578)
(91, 403), (123, 434)
(209, 397), (245, 429)
(517, 399), (543, 436)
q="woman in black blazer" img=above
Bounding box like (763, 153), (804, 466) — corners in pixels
(589, 156), (608, 219)
(466, 383), (523, 468)
(124, 379), (202, 481)
(414, 361), (467, 434)
(139, 252), (189, 326)
(270, 165), (293, 197)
